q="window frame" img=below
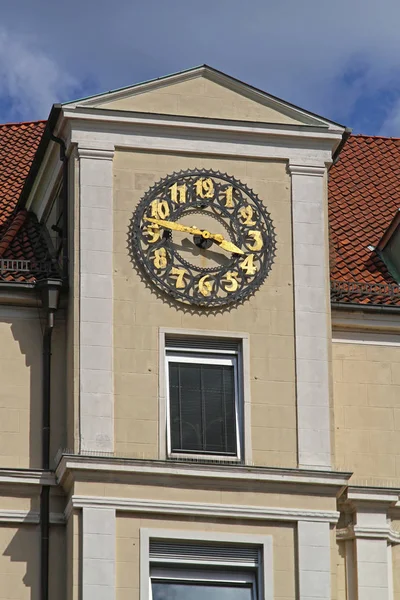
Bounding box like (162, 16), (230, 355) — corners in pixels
(165, 349), (242, 460)
(159, 328), (251, 464)
(140, 528), (273, 600)
(150, 567), (257, 600)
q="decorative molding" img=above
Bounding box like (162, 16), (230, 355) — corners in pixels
(77, 146), (115, 161)
(0, 469), (56, 486)
(0, 510), (64, 524)
(66, 494), (340, 524)
(337, 524), (400, 545)
(56, 455), (351, 490)
(287, 162), (326, 177)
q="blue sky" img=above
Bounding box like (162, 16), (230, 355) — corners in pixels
(1, 0), (400, 135)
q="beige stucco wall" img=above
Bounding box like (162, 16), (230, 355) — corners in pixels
(113, 150), (296, 467)
(116, 514), (296, 600)
(333, 340), (400, 484)
(0, 310), (65, 469)
(97, 76), (304, 125)
(73, 477), (336, 512)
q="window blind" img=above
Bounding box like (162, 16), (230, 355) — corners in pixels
(165, 335), (239, 353)
(169, 361), (237, 455)
(150, 540), (260, 568)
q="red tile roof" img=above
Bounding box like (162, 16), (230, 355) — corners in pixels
(0, 122), (399, 304)
(0, 120), (56, 283)
(329, 134), (400, 305)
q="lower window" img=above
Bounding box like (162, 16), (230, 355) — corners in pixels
(148, 538), (263, 600)
(151, 568), (256, 600)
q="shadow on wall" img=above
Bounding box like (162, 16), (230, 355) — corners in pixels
(2, 524), (66, 600)
(7, 310), (67, 469)
(2, 525), (40, 599)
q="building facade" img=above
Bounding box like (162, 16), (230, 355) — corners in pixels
(0, 65), (399, 599)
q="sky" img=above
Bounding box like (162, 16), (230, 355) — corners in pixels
(1, 0), (400, 135)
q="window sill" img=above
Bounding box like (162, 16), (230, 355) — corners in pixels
(167, 452), (243, 465)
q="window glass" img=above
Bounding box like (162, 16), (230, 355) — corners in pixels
(169, 361), (237, 455)
(152, 581), (253, 600)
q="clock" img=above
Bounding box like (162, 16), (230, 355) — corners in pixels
(130, 169), (276, 307)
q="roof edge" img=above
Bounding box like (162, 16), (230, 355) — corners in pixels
(17, 105), (62, 210)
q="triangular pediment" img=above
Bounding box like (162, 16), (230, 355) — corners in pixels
(64, 65), (343, 129)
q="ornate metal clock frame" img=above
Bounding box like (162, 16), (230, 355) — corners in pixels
(130, 169), (276, 307)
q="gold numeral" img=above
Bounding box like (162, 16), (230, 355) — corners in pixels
(223, 186), (234, 208)
(198, 274), (213, 296)
(169, 182), (187, 204)
(195, 177), (214, 199)
(153, 247), (168, 269)
(240, 254), (257, 276)
(247, 230), (263, 251)
(150, 199), (170, 219)
(222, 271), (239, 292)
(170, 267), (187, 289)
(239, 205), (257, 226)
(143, 224), (160, 244)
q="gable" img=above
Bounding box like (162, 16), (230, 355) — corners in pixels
(93, 76), (307, 124)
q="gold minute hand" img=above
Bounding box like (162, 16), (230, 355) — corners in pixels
(144, 217), (202, 236)
(144, 217), (244, 255)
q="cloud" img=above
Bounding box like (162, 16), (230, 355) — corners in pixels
(0, 28), (80, 122)
(2, 0), (400, 133)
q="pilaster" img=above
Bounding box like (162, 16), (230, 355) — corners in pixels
(82, 507), (116, 600)
(288, 162), (331, 469)
(297, 520), (331, 599)
(78, 145), (115, 453)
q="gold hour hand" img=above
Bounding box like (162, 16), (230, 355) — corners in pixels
(215, 238), (244, 255)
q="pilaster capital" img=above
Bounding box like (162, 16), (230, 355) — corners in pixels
(288, 162), (326, 177)
(77, 144), (115, 161)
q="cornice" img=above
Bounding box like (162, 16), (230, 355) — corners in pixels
(0, 469), (56, 486)
(56, 454), (351, 492)
(0, 510), (64, 524)
(337, 524), (400, 545)
(332, 309), (400, 334)
(62, 107), (342, 162)
(66, 494), (340, 525)
(347, 487), (400, 504)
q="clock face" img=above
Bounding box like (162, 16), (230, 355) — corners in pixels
(130, 169), (276, 307)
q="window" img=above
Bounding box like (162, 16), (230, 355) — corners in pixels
(146, 536), (267, 600)
(165, 336), (242, 460)
(151, 568), (256, 600)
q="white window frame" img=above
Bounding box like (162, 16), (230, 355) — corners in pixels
(165, 350), (242, 460)
(140, 529), (273, 600)
(159, 328), (252, 463)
